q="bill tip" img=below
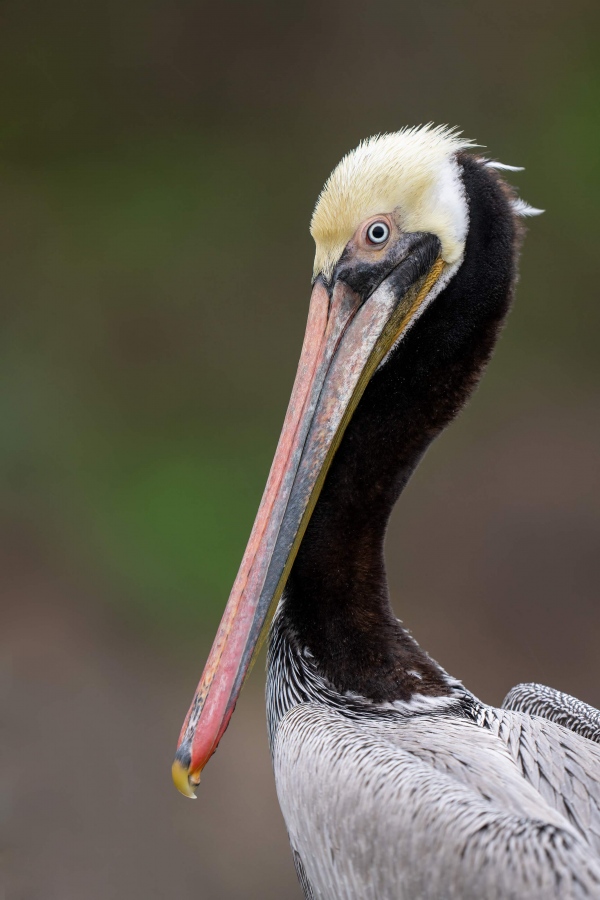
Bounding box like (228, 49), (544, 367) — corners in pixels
(172, 758), (199, 799)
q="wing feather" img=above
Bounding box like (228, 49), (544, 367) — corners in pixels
(483, 705), (600, 856)
(503, 683), (600, 743)
(274, 703), (600, 900)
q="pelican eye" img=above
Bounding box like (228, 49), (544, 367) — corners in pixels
(366, 221), (390, 245)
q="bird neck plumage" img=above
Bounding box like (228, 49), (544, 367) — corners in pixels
(280, 154), (521, 705)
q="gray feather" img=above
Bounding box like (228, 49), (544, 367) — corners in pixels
(274, 704), (600, 900)
(268, 617), (600, 899)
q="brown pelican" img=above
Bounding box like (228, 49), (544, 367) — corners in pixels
(172, 125), (600, 898)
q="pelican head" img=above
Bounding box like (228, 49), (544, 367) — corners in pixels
(172, 124), (540, 797)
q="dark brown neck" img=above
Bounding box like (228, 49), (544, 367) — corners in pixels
(282, 155), (521, 703)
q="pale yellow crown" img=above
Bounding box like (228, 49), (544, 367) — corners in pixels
(310, 125), (475, 281)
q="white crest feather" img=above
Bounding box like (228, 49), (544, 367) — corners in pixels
(485, 160), (543, 216)
(511, 197), (545, 217)
(485, 160), (525, 172)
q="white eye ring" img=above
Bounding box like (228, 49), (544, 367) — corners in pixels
(366, 221), (390, 245)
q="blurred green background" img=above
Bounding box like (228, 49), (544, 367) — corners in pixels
(5, 1), (600, 898)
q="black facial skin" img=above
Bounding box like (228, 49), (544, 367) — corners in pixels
(282, 154), (523, 703)
(332, 230), (438, 301)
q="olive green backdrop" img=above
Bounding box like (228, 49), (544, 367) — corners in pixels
(5, 2), (600, 897)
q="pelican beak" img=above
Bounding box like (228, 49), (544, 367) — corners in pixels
(173, 231), (445, 797)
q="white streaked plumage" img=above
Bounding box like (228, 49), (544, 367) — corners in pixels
(275, 704), (600, 900)
(268, 614), (600, 900)
(503, 682), (600, 743)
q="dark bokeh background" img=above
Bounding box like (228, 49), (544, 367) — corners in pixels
(4, 1), (600, 897)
